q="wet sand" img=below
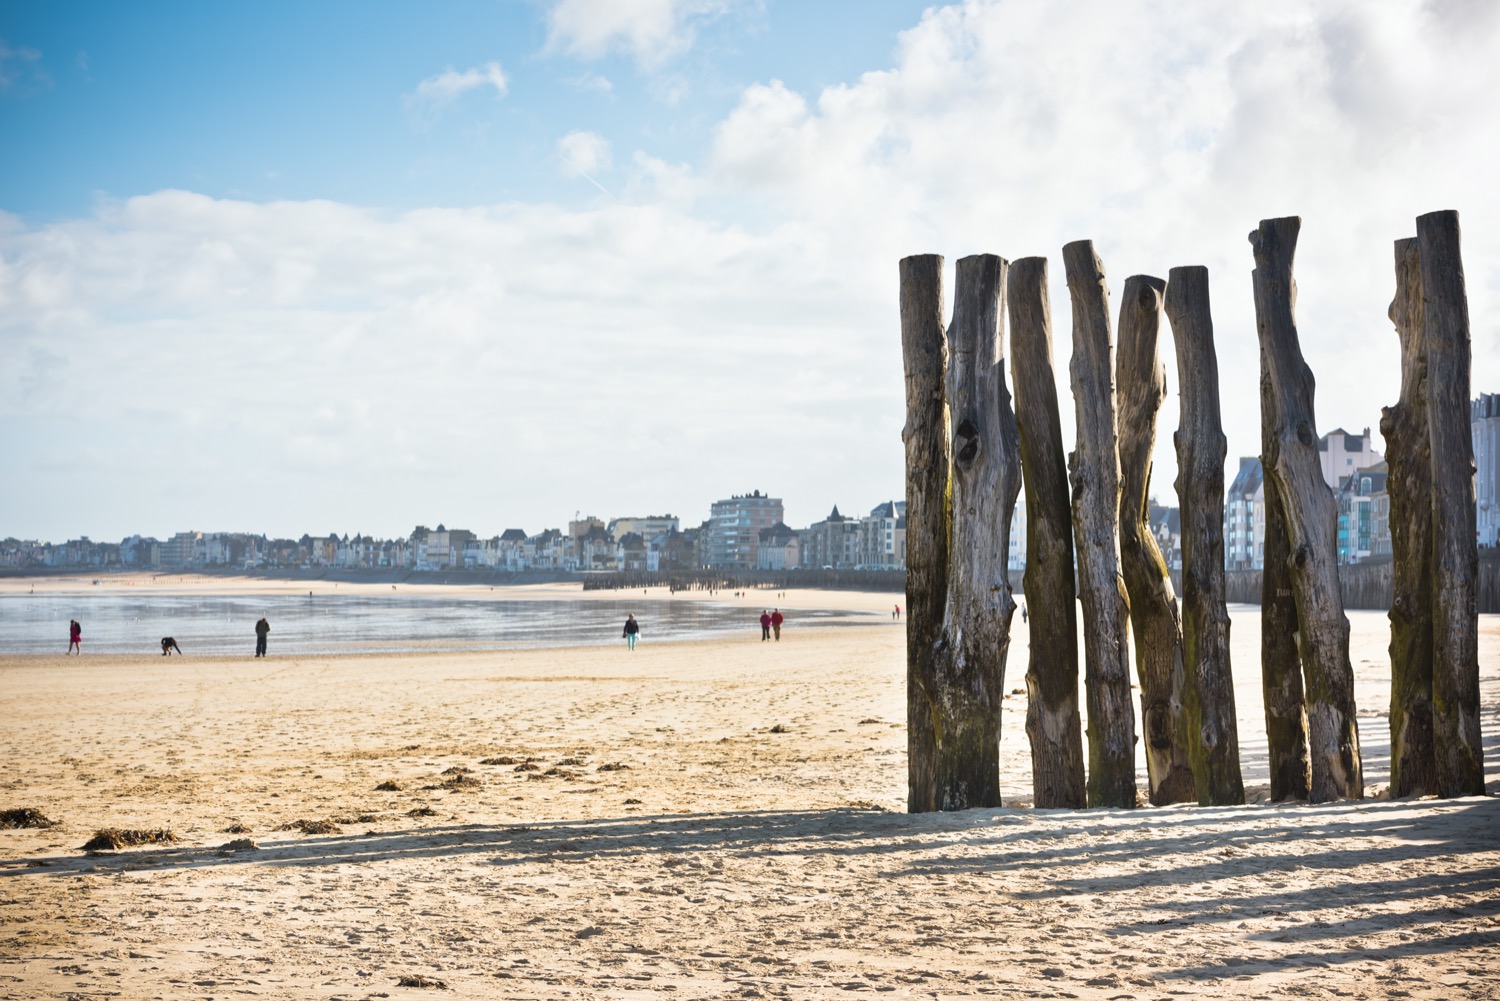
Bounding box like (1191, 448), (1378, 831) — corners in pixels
(1, 580), (1497, 999)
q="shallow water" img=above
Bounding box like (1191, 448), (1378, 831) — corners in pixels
(0, 591), (871, 655)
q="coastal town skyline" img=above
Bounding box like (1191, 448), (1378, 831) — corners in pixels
(4, 2), (1499, 544)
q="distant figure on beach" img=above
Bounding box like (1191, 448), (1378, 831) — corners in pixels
(255, 617), (270, 658)
(893, 604), (901, 620)
(760, 610), (772, 641)
(771, 608), (784, 641)
(622, 614), (640, 650)
(68, 619), (81, 654)
(161, 637), (182, 656)
(1020, 602), (1028, 624)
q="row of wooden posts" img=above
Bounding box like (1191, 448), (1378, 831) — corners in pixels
(899, 211), (1484, 812)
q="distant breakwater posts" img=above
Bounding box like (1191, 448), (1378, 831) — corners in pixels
(580, 569), (905, 593)
(900, 211), (1486, 814)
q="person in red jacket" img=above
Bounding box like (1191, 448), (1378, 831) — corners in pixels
(770, 608), (784, 641)
(759, 610), (772, 641)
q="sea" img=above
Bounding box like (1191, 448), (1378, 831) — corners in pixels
(0, 588), (877, 656)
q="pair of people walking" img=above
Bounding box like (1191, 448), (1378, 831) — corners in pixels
(759, 608), (784, 641)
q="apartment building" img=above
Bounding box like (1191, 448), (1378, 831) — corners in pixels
(704, 490), (784, 569)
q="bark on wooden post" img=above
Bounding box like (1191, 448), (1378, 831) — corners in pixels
(1063, 240), (1137, 809)
(1416, 210), (1485, 797)
(1259, 471), (1311, 801)
(919, 254), (1023, 810)
(1249, 217), (1362, 803)
(1380, 237), (1437, 797)
(1164, 265), (1244, 806)
(1115, 274), (1195, 806)
(900, 254), (952, 812)
(1007, 256), (1087, 808)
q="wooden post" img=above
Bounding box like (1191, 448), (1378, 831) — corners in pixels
(1380, 237), (1436, 797)
(900, 254), (952, 812)
(1416, 210), (1485, 796)
(1007, 256), (1087, 808)
(919, 254), (1023, 810)
(1115, 274), (1195, 806)
(1063, 240), (1137, 809)
(1165, 265), (1244, 805)
(1249, 217), (1362, 803)
(1260, 472), (1311, 801)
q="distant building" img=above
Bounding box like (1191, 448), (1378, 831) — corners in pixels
(1336, 463), (1387, 564)
(800, 505), (861, 569)
(1319, 427), (1381, 491)
(1224, 458), (1265, 571)
(859, 501), (906, 569)
(757, 522), (800, 570)
(1147, 500), (1182, 571)
(608, 514), (680, 543)
(1476, 392), (1500, 548)
(704, 490), (784, 569)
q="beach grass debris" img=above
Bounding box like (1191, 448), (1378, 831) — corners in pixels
(439, 774), (482, 790)
(375, 780), (402, 791)
(769, 724), (789, 733)
(80, 828), (178, 852)
(407, 806), (437, 818)
(512, 759), (540, 772)
(219, 838), (260, 852)
(857, 718), (883, 725)
(623, 798), (643, 805)
(555, 756), (585, 766)
(0, 808), (59, 829)
(220, 821), (251, 834)
(278, 818), (343, 835)
(395, 974), (448, 989)
(333, 813), (378, 824)
(479, 755), (517, 765)
(440, 765), (471, 776)
(595, 762), (631, 772)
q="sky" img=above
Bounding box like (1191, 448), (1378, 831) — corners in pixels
(3, 0), (1499, 544)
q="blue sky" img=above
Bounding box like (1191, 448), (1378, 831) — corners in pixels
(4, 0), (1500, 543)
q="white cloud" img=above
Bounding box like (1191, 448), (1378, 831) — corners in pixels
(556, 130), (613, 185)
(705, 0), (1500, 499)
(545, 0), (738, 69)
(407, 61), (509, 113)
(0, 37), (47, 91)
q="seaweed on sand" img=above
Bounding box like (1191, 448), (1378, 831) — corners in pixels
(80, 828), (178, 851)
(0, 808), (58, 829)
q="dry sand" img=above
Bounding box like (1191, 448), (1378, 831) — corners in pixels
(2, 578), (1498, 999)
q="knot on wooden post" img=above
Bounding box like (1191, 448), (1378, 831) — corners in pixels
(953, 417), (981, 469)
(1296, 421), (1315, 447)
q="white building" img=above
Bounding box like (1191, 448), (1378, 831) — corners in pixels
(1475, 393), (1500, 548)
(1318, 427), (1381, 490)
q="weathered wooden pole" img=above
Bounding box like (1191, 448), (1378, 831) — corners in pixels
(1259, 463), (1311, 801)
(1115, 274), (1195, 806)
(1008, 256), (1087, 808)
(900, 254), (952, 812)
(1063, 240), (1137, 809)
(1380, 236), (1437, 797)
(1164, 265), (1244, 805)
(1249, 217), (1362, 803)
(1416, 209), (1485, 797)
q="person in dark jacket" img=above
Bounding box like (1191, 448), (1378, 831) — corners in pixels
(255, 617), (270, 657)
(759, 610), (772, 641)
(771, 608), (784, 641)
(622, 614), (640, 650)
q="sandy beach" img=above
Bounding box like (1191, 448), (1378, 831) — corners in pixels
(2, 578), (1498, 999)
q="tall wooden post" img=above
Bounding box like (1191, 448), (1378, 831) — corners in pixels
(1008, 256), (1087, 808)
(929, 254), (1023, 809)
(1380, 237), (1437, 797)
(900, 255), (952, 811)
(1249, 217), (1362, 803)
(1416, 210), (1485, 797)
(1063, 240), (1137, 809)
(1165, 265), (1244, 805)
(1115, 274), (1195, 805)
(1260, 467), (1311, 801)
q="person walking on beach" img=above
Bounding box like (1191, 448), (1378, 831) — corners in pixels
(893, 604), (901, 620)
(760, 610), (772, 641)
(255, 617), (270, 658)
(68, 619), (81, 655)
(771, 608), (784, 641)
(622, 613), (640, 650)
